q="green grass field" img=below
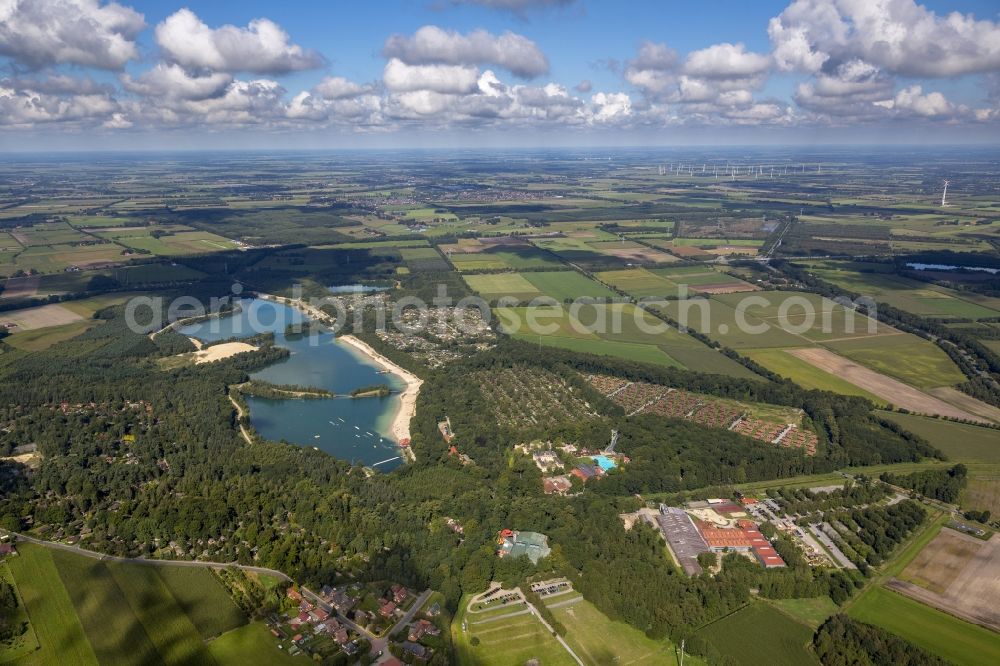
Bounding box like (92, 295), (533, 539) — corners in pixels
(497, 303), (759, 376)
(877, 412), (1000, 463)
(465, 273), (542, 301)
(805, 263), (1000, 320)
(51, 552), (163, 665)
(154, 567), (246, 639)
(694, 603), (818, 666)
(825, 335), (966, 389)
(3, 320), (99, 352)
(595, 268), (680, 298)
(765, 597), (840, 629)
(849, 587), (1000, 666)
(104, 563), (215, 665)
(0, 562), (40, 663)
(743, 349), (886, 402)
(453, 595), (576, 666)
(521, 271), (618, 301)
(6, 543), (248, 665)
(6, 545), (97, 666)
(207, 623), (307, 664)
(545, 598), (688, 665)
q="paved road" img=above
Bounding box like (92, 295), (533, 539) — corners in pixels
(5, 530), (291, 581)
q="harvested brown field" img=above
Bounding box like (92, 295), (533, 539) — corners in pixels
(963, 476), (1000, 516)
(786, 348), (985, 422)
(694, 282), (760, 294)
(663, 245), (709, 258)
(889, 530), (1000, 631)
(0, 303), (84, 330)
(927, 387), (1000, 425)
(0, 274), (39, 299)
(599, 246), (677, 263)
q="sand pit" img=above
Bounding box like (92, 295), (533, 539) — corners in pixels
(0, 303), (84, 330)
(786, 348), (986, 422)
(889, 530), (1000, 631)
(192, 341), (257, 364)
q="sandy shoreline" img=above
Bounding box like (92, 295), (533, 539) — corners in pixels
(193, 341), (257, 364)
(338, 334), (422, 446)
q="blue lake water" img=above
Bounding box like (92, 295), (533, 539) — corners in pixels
(906, 262), (999, 275)
(178, 299), (404, 471)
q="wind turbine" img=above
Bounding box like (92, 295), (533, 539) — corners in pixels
(941, 180), (950, 207)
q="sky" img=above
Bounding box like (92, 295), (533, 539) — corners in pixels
(2, 0), (1000, 150)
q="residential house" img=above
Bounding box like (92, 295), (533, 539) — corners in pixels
(401, 641), (429, 660)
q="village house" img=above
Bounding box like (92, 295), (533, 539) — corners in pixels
(401, 641), (430, 660)
(390, 583), (409, 604)
(408, 619), (441, 642)
(379, 600), (397, 618)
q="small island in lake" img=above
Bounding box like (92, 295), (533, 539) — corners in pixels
(349, 384), (392, 398)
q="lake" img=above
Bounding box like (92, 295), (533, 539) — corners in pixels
(178, 298), (404, 471)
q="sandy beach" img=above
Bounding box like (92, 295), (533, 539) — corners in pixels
(338, 334), (422, 445)
(192, 341), (258, 364)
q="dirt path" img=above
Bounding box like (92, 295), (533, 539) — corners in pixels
(786, 348), (986, 422)
(227, 394), (253, 445)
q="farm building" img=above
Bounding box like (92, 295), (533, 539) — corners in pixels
(497, 529), (551, 564)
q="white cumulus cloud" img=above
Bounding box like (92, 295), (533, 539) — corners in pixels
(155, 8), (323, 74)
(382, 25), (549, 78)
(0, 0), (144, 69)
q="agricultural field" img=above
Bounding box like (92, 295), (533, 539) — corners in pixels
(693, 603), (819, 666)
(892, 528), (1000, 631)
(0, 562), (39, 663)
(878, 412), (1000, 462)
(521, 271), (618, 301)
(448, 244), (564, 272)
(398, 246), (448, 271)
(2, 320), (100, 352)
(594, 267), (679, 298)
(800, 261), (1000, 319)
(849, 586), (1000, 666)
(5, 545), (97, 666)
(963, 475), (1000, 517)
(0, 303), (85, 331)
(464, 273), (542, 301)
(7, 243), (128, 274)
(742, 349), (886, 403)
(96, 227), (239, 256)
(5, 543), (247, 665)
(765, 597), (840, 629)
(823, 335), (967, 389)
(465, 268), (618, 302)
(651, 267), (758, 294)
(206, 623), (307, 664)
(544, 597), (686, 666)
(9, 221), (89, 247)
(496, 303), (758, 376)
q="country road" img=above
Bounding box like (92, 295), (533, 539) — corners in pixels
(5, 530), (291, 581)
